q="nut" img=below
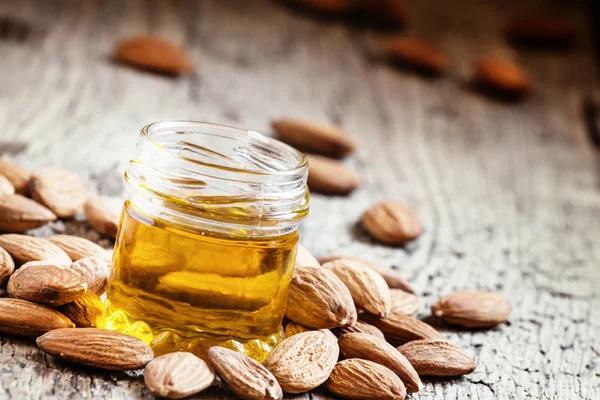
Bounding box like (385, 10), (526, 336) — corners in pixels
(0, 298), (74, 337)
(0, 195), (57, 233)
(0, 246), (15, 286)
(307, 155), (360, 195)
(431, 290), (511, 328)
(55, 291), (106, 327)
(383, 36), (448, 74)
(397, 339), (476, 377)
(68, 257), (111, 295)
(475, 57), (530, 97)
(30, 167), (88, 218)
(48, 235), (108, 262)
(113, 35), (195, 75)
(145, 352), (215, 399)
(360, 311), (442, 346)
(361, 202), (421, 245)
(84, 196), (122, 239)
(390, 289), (420, 316)
(0, 234), (71, 266)
(0, 159), (31, 195)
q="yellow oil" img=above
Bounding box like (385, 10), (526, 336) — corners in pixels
(104, 201), (297, 362)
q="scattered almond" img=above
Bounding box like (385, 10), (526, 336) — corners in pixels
(0, 194), (57, 233)
(30, 167), (88, 218)
(351, 0), (407, 29)
(0, 159), (31, 195)
(431, 290), (511, 328)
(505, 16), (574, 47)
(361, 202), (421, 245)
(332, 320), (385, 340)
(37, 328), (154, 371)
(145, 352), (215, 399)
(0, 175), (15, 195)
(397, 339), (476, 377)
(114, 35), (195, 75)
(475, 57), (530, 97)
(285, 321), (313, 337)
(324, 359), (406, 400)
(295, 244), (320, 267)
(0, 246), (15, 285)
(0, 298), (74, 337)
(390, 289), (420, 316)
(55, 291), (106, 328)
(264, 330), (339, 394)
(68, 257), (111, 295)
(48, 235), (107, 261)
(0, 234), (71, 265)
(361, 311), (442, 346)
(307, 155), (360, 195)
(383, 36), (448, 74)
(208, 346), (283, 400)
(84, 196), (122, 238)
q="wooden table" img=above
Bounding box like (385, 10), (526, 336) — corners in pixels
(1, 0), (599, 399)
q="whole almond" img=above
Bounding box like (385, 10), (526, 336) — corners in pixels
(361, 202), (421, 245)
(431, 290), (511, 328)
(383, 36), (448, 74)
(272, 118), (356, 159)
(0, 298), (74, 337)
(332, 320), (385, 340)
(0, 246), (15, 285)
(307, 155), (360, 195)
(114, 35), (195, 75)
(0, 175), (15, 195)
(361, 311), (442, 346)
(285, 321), (313, 337)
(0, 194), (57, 233)
(37, 328), (153, 370)
(55, 291), (106, 327)
(295, 244), (320, 267)
(475, 57), (530, 97)
(8, 261), (87, 306)
(397, 339), (476, 377)
(505, 16), (574, 47)
(318, 254), (414, 294)
(69, 257), (111, 295)
(84, 196), (122, 239)
(323, 259), (391, 317)
(338, 333), (421, 393)
(351, 0), (407, 29)
(390, 289), (420, 316)
(30, 167), (87, 218)
(48, 235), (107, 261)
(0, 159), (31, 195)
(145, 352), (215, 399)
(285, 266), (357, 329)
(324, 359), (406, 400)
(208, 346), (282, 400)
(0, 234), (71, 265)
(264, 330), (339, 394)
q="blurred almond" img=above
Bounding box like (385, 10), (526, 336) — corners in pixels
(431, 290), (511, 328)
(55, 291), (106, 328)
(0, 298), (74, 337)
(30, 167), (87, 218)
(397, 339), (476, 377)
(383, 36), (448, 74)
(361, 202), (421, 245)
(361, 311), (442, 346)
(48, 235), (107, 261)
(0, 159), (30, 195)
(390, 289), (420, 316)
(84, 196), (122, 239)
(307, 155), (360, 195)
(0, 246), (15, 285)
(69, 256), (111, 295)
(332, 320), (385, 340)
(145, 352), (215, 399)
(114, 35), (195, 75)
(0, 175), (15, 195)
(295, 244), (320, 267)
(475, 57), (530, 97)
(505, 16), (574, 47)
(0, 194), (57, 233)
(0, 234), (71, 265)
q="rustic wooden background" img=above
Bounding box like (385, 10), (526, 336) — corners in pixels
(1, 0), (599, 399)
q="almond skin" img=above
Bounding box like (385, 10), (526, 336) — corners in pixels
(361, 202), (421, 245)
(332, 320), (385, 340)
(272, 118), (356, 159)
(0, 234), (71, 265)
(307, 155), (360, 195)
(383, 36), (448, 74)
(68, 257), (110, 295)
(475, 57), (530, 97)
(55, 291), (106, 328)
(431, 290), (511, 328)
(295, 244), (320, 267)
(0, 194), (57, 233)
(0, 298), (74, 337)
(30, 167), (88, 218)
(285, 266), (357, 329)
(0, 159), (31, 195)
(390, 289), (420, 316)
(208, 346), (283, 400)
(397, 339), (476, 377)
(324, 359), (406, 400)
(48, 235), (107, 261)
(37, 328), (154, 371)
(505, 16), (574, 47)
(360, 311), (442, 346)
(145, 352), (215, 399)
(84, 196), (122, 239)
(0, 175), (15, 195)
(0, 246), (15, 285)
(114, 35), (195, 75)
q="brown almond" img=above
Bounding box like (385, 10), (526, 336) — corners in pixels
(338, 333), (421, 393)
(0, 246), (15, 285)
(69, 257), (111, 295)
(383, 36), (448, 74)
(37, 328), (153, 370)
(505, 16), (574, 47)
(397, 339), (476, 377)
(390, 289), (420, 316)
(0, 159), (31, 195)
(318, 254), (414, 294)
(475, 57), (530, 97)
(0, 194), (57, 233)
(0, 234), (71, 265)
(323, 259), (391, 317)
(145, 352), (215, 399)
(361, 202), (421, 245)
(30, 167), (87, 218)
(332, 320), (385, 340)
(0, 175), (15, 195)
(114, 35), (195, 75)
(360, 311), (442, 346)
(84, 196), (122, 239)
(264, 330), (339, 394)
(272, 118), (356, 159)
(307, 155), (360, 195)
(285, 265), (357, 329)
(7, 261), (87, 306)
(351, 0), (407, 29)
(285, 321), (313, 337)
(0, 298), (74, 337)
(295, 244), (320, 267)
(48, 235), (107, 261)
(208, 346), (282, 400)
(55, 291), (106, 328)
(431, 290), (511, 328)
(324, 359), (406, 400)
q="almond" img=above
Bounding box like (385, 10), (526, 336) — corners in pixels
(397, 339), (476, 377)
(318, 254), (414, 293)
(55, 291), (106, 328)
(114, 35), (195, 75)
(0, 298), (74, 337)
(285, 265), (357, 329)
(0, 246), (15, 285)
(68, 257), (111, 295)
(361, 202), (421, 245)
(323, 259), (391, 317)
(145, 352), (215, 399)
(390, 289), (420, 316)
(360, 311), (442, 346)
(338, 333), (421, 393)
(351, 0), (407, 29)
(208, 346), (282, 400)
(7, 261), (87, 306)
(324, 359), (406, 400)
(285, 321), (313, 337)
(431, 290), (511, 328)
(37, 328), (153, 370)
(383, 36), (448, 74)
(0, 175), (15, 195)
(0, 159), (31, 195)
(84, 196), (122, 238)
(505, 16), (574, 47)
(295, 244), (320, 267)
(0, 194), (57, 232)
(264, 330), (339, 394)
(332, 320), (385, 340)
(30, 167), (87, 218)
(272, 118), (356, 159)
(48, 235), (107, 261)
(475, 57), (530, 97)
(307, 155), (360, 195)
(0, 234), (71, 265)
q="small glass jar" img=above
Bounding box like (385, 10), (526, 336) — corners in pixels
(104, 121), (309, 362)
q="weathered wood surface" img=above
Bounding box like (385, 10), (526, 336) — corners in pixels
(0, 0), (599, 399)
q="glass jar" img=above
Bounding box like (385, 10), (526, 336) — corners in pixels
(104, 121), (309, 362)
